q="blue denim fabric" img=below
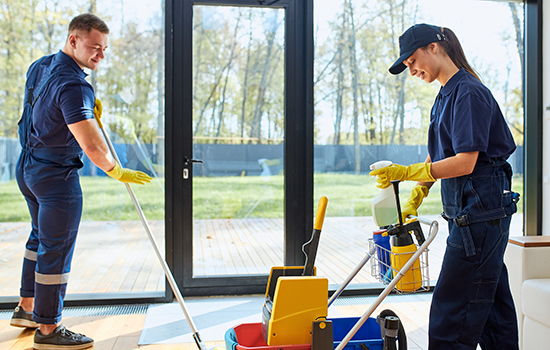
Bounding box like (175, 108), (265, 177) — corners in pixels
(16, 52), (86, 325)
(428, 161), (519, 350)
(16, 149), (83, 325)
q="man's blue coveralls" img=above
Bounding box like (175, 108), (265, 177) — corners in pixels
(427, 69), (520, 350)
(16, 50), (96, 325)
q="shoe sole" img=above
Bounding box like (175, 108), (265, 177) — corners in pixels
(10, 318), (39, 328)
(33, 341), (94, 350)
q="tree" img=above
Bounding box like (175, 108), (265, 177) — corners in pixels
(191, 7), (284, 144)
(0, 0), (73, 137)
(314, 0), (434, 148)
(99, 20), (162, 143)
(346, 0), (361, 173)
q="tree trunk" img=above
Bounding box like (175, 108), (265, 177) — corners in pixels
(240, 10), (253, 144)
(334, 11), (346, 146)
(193, 10), (205, 105)
(215, 15), (241, 143)
(334, 49), (344, 146)
(509, 3), (524, 79)
(157, 0), (165, 172)
(249, 14), (281, 143)
(347, 0), (361, 174)
(194, 58), (232, 137)
(390, 66), (406, 145)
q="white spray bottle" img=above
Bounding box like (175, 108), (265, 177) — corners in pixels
(370, 160), (398, 227)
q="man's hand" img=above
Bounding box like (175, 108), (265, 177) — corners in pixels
(94, 98), (103, 128)
(369, 163), (435, 188)
(106, 163), (152, 185)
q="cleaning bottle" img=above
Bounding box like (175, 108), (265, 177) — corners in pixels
(372, 229), (391, 282)
(389, 228), (422, 292)
(370, 161), (398, 227)
(388, 180), (422, 292)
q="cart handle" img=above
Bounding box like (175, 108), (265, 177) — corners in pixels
(334, 219), (439, 350)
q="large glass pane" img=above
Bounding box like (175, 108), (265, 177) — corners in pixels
(192, 6), (285, 277)
(313, 0), (524, 287)
(0, 0), (165, 298)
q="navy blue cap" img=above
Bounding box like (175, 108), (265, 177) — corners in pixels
(389, 23), (446, 75)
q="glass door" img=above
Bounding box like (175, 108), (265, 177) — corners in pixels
(167, 0), (312, 296)
(191, 5), (285, 277)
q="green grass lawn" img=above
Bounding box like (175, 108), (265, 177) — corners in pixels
(0, 173), (523, 222)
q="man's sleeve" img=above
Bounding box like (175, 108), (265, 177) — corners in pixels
(59, 82), (95, 125)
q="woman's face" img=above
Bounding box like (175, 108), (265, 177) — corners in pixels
(403, 44), (440, 84)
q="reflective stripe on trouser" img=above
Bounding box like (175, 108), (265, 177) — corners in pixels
(16, 151), (82, 325)
(428, 162), (519, 350)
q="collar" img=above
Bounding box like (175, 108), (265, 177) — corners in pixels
(440, 68), (467, 96)
(52, 50), (88, 78)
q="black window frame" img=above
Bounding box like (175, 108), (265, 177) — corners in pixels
(0, 0), (538, 308)
(166, 0), (314, 297)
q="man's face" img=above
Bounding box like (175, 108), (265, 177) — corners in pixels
(71, 28), (108, 70)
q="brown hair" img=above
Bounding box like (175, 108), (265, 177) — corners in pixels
(434, 27), (480, 81)
(68, 13), (110, 35)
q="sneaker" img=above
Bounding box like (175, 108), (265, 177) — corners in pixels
(33, 324), (94, 350)
(10, 306), (39, 328)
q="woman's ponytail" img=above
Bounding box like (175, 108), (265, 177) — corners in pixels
(439, 27), (481, 82)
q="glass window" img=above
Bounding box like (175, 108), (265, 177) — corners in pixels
(313, 0), (524, 287)
(191, 6), (285, 277)
(0, 0), (165, 299)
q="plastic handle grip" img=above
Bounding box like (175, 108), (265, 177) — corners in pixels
(314, 196), (328, 231)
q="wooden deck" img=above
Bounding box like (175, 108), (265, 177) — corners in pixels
(0, 215), (523, 297)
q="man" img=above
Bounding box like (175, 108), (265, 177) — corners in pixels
(11, 13), (151, 349)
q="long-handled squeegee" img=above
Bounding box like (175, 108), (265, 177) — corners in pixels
(99, 125), (208, 350)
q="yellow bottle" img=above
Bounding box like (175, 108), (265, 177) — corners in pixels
(390, 232), (422, 292)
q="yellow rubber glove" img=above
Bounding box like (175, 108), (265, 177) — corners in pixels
(106, 163), (152, 185)
(93, 98), (103, 128)
(369, 162), (435, 189)
(401, 185), (429, 222)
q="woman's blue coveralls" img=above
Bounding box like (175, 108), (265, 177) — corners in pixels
(16, 50), (95, 325)
(427, 69), (520, 350)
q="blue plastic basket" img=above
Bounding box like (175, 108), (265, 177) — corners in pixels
(331, 317), (383, 350)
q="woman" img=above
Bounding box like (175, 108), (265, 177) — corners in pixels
(370, 23), (520, 349)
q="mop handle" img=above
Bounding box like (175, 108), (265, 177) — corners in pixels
(327, 246), (376, 308)
(100, 127), (207, 350)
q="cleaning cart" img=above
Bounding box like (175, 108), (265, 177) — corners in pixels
(225, 182), (439, 350)
(329, 181), (439, 350)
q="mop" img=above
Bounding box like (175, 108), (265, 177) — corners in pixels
(98, 121), (208, 350)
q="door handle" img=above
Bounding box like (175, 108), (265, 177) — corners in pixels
(184, 157), (203, 166)
(183, 157), (203, 179)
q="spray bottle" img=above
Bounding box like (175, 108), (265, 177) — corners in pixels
(387, 180), (424, 292)
(370, 161), (398, 228)
(372, 229), (391, 282)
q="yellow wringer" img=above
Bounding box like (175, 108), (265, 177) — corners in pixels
(261, 197), (332, 350)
